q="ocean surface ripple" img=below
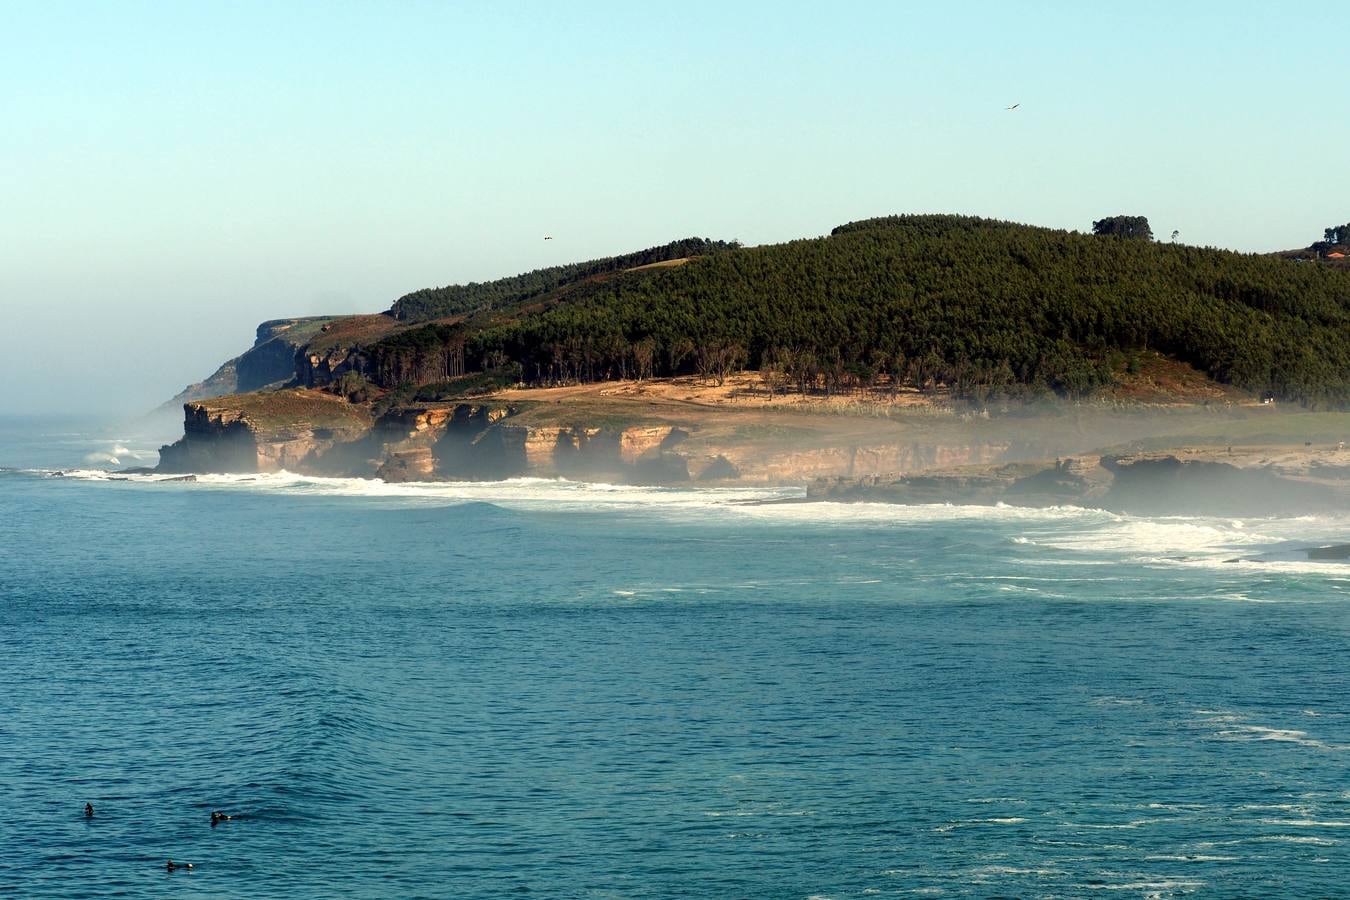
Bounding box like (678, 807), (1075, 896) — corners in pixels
(3, 425), (1350, 897)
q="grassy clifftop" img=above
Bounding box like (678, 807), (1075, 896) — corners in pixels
(194, 388), (373, 434)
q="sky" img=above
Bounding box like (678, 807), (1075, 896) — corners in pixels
(1, 1), (1345, 415)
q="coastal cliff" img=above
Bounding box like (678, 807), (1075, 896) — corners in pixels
(158, 392), (704, 482)
(158, 390), (373, 473)
(809, 447), (1350, 516)
(155, 388), (1025, 485)
(155, 372), (1350, 514)
(158, 317), (340, 412)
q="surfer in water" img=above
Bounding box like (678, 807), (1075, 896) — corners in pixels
(210, 811), (234, 826)
(84, 803), (94, 818)
(165, 860), (193, 872)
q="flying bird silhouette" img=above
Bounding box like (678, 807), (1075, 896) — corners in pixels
(544, 236), (553, 240)
(1005, 103), (1019, 110)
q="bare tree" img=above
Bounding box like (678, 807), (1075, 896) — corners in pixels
(633, 339), (656, 381)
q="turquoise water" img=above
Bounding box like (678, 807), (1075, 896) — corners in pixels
(3, 419), (1350, 897)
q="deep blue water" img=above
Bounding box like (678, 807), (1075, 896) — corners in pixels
(3, 419), (1350, 897)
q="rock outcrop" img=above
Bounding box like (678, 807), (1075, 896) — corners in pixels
(809, 448), (1350, 515)
(156, 390), (1029, 488)
(157, 395), (703, 483)
(157, 389), (373, 474)
(158, 384), (1350, 512)
(158, 317), (338, 413)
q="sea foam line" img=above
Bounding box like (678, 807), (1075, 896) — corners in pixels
(41, 468), (1350, 575)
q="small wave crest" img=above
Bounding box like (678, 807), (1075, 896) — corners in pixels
(38, 469), (1350, 581)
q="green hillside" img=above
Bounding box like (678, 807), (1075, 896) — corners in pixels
(339, 215), (1350, 406)
(389, 237), (738, 321)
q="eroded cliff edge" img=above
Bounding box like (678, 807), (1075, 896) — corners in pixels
(156, 387), (1019, 485)
(156, 382), (1350, 515)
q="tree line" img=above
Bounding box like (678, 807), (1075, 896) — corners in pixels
(389, 237), (739, 321)
(347, 215), (1350, 406)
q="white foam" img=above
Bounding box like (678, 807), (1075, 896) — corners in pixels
(57, 468), (178, 480)
(1243, 834), (1338, 845)
(1023, 509), (1350, 576)
(1237, 803), (1305, 811)
(1214, 725), (1337, 749)
(1039, 516), (1260, 555)
(1078, 880), (1205, 892)
(44, 469), (1350, 581)
(81, 452), (120, 466)
(60, 469), (799, 510)
(1196, 708), (1345, 750)
(934, 817), (1027, 832)
(968, 865), (1064, 877)
(1060, 819), (1153, 830)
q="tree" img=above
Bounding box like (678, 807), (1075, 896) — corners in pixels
(1092, 215), (1153, 241)
(332, 371), (373, 403)
(632, 339), (656, 381)
(1324, 223), (1350, 247)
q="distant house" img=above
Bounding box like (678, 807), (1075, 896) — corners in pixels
(1329, 251), (1347, 259)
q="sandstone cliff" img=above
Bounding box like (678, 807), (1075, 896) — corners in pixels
(156, 389), (1024, 487)
(158, 389), (373, 473)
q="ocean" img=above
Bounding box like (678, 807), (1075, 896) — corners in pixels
(3, 417), (1349, 898)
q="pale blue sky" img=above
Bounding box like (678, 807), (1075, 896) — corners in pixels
(1, 1), (1344, 415)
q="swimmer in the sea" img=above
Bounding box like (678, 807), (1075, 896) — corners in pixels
(210, 811), (234, 826)
(165, 859), (193, 871)
(84, 803), (94, 818)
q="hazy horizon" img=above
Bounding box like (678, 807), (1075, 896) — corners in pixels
(2, 1), (1345, 415)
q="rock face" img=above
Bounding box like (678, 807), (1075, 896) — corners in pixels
(157, 389), (374, 474)
(811, 449), (1350, 516)
(1098, 452), (1350, 515)
(155, 388), (1350, 510)
(156, 404), (260, 473)
(432, 412), (690, 483)
(158, 317), (338, 413)
(156, 396), (700, 483)
(376, 448), (436, 482)
(157, 391), (1029, 488)
(737, 441), (1011, 484)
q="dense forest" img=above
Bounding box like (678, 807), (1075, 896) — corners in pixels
(344, 215), (1350, 406)
(389, 237), (739, 321)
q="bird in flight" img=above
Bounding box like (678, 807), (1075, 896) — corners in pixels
(1005, 103), (1019, 111)
(544, 236), (553, 240)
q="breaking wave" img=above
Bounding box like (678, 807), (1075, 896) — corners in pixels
(36, 468), (1350, 577)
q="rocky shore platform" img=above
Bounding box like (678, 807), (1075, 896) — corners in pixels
(808, 445), (1350, 517)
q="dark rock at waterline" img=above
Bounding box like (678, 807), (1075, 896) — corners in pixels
(632, 452), (690, 484)
(1308, 544), (1350, 560)
(697, 455), (740, 481)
